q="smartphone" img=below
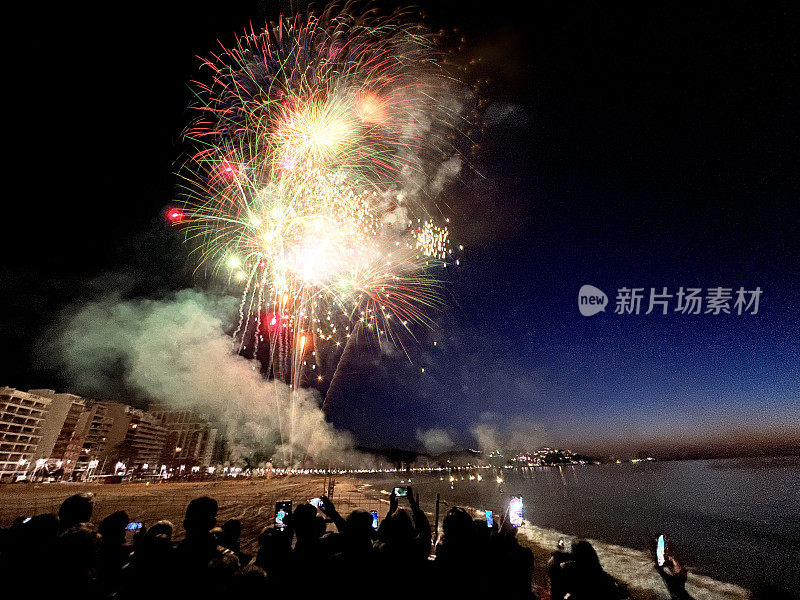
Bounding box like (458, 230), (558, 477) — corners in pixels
(656, 534), (666, 566)
(371, 510), (379, 531)
(124, 521), (142, 542)
(309, 497), (323, 509)
(393, 486), (408, 497)
(275, 501), (292, 531)
(508, 496), (524, 527)
(485, 510), (493, 528)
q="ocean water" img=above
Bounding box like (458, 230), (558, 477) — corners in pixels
(358, 456), (800, 596)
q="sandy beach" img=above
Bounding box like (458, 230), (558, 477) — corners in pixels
(0, 476), (367, 552)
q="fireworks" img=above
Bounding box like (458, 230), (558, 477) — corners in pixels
(175, 5), (463, 429)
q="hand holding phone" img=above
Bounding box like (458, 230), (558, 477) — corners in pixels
(371, 510), (379, 531)
(656, 534), (666, 567)
(485, 510), (493, 528)
(309, 497), (323, 509)
(508, 496), (524, 527)
(275, 501), (292, 531)
(653, 534), (689, 597)
(393, 486), (408, 497)
(125, 521), (143, 543)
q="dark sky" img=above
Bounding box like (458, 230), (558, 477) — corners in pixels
(2, 1), (798, 458)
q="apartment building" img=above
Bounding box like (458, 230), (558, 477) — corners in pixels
(0, 388), (51, 482)
(148, 404), (218, 469)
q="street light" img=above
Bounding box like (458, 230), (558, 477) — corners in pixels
(29, 458), (47, 481)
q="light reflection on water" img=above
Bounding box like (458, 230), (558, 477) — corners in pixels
(357, 457), (800, 595)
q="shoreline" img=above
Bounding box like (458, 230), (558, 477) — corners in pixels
(350, 480), (751, 600)
(515, 522), (749, 600)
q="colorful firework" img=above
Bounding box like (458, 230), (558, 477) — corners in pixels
(174, 6), (463, 461)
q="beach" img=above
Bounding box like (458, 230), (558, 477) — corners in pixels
(0, 471), (766, 599)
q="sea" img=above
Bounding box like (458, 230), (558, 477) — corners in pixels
(355, 456), (800, 598)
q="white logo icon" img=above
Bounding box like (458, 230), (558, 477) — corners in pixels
(579, 285), (608, 316)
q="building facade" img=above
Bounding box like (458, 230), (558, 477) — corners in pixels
(0, 388), (52, 482)
(26, 390), (86, 477)
(148, 404), (219, 469)
(101, 403), (168, 472)
(1, 387), (234, 482)
(65, 402), (115, 479)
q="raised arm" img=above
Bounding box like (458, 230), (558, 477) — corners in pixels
(386, 488), (398, 518)
(319, 496), (347, 532)
(406, 486), (431, 551)
(654, 540), (695, 600)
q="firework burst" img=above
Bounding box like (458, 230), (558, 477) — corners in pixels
(174, 5), (464, 462)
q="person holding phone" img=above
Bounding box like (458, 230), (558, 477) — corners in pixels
(490, 505), (536, 600)
(652, 535), (695, 600)
(317, 495), (347, 532)
(378, 485), (432, 560)
(274, 501), (292, 531)
(324, 506), (381, 600)
(374, 485), (433, 592)
(508, 495), (524, 527)
(548, 539), (629, 600)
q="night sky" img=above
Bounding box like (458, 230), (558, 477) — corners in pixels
(2, 1), (798, 458)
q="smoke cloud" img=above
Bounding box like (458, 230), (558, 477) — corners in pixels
(430, 156), (462, 198)
(386, 73), (469, 212)
(416, 427), (456, 455)
(54, 289), (368, 467)
(471, 418), (549, 455)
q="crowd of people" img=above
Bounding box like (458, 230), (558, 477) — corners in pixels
(0, 488), (783, 600)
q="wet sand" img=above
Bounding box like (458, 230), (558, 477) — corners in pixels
(516, 522), (749, 600)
